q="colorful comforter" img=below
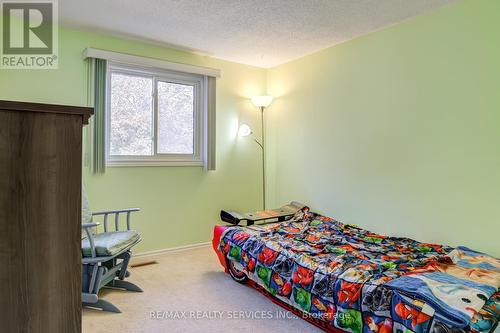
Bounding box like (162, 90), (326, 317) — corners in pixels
(218, 209), (500, 333)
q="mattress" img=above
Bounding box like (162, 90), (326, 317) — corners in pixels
(213, 208), (500, 333)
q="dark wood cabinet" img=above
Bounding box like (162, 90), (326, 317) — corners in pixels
(0, 100), (93, 333)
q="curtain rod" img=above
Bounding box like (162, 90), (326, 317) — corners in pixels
(82, 48), (221, 78)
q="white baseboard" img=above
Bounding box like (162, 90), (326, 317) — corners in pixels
(134, 241), (211, 258)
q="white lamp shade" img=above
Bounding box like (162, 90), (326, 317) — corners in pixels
(251, 95), (273, 108)
(238, 124), (252, 137)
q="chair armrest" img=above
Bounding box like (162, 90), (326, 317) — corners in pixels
(91, 208), (140, 232)
(82, 222), (100, 258)
(92, 208), (140, 216)
(82, 222), (100, 229)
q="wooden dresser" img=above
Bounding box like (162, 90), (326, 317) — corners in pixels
(0, 100), (93, 333)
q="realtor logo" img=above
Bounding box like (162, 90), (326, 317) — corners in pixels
(1, 0), (58, 69)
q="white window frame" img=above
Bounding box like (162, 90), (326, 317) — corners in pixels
(105, 62), (206, 167)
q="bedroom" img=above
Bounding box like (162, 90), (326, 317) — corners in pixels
(0, 0), (498, 332)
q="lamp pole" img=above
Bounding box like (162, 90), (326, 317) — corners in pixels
(248, 95), (272, 211)
(253, 106), (265, 210)
(260, 106), (265, 211)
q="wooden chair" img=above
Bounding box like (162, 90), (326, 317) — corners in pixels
(81, 187), (143, 313)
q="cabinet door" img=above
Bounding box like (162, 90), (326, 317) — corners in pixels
(0, 110), (82, 333)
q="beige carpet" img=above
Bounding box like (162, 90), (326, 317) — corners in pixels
(82, 246), (322, 333)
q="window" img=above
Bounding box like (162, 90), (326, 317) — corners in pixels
(106, 63), (205, 166)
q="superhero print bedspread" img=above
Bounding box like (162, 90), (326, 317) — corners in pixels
(218, 209), (500, 333)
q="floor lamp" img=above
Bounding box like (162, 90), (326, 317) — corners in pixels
(239, 95), (273, 210)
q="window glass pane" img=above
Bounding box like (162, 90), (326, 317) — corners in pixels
(110, 72), (153, 156)
(157, 81), (195, 154)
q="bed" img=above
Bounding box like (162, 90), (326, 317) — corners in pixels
(212, 206), (500, 333)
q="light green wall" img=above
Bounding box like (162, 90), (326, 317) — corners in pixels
(2, 0), (498, 256)
(266, 0), (500, 256)
(0, 27), (267, 253)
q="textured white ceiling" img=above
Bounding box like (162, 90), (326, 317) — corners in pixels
(60, 0), (457, 68)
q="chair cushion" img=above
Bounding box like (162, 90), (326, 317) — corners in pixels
(82, 230), (140, 257)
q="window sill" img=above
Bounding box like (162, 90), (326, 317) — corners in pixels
(106, 160), (204, 167)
